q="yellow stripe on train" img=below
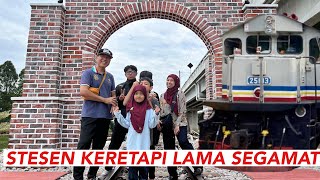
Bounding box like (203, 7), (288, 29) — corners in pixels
(222, 90), (320, 97)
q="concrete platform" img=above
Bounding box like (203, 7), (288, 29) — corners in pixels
(0, 172), (68, 180)
(244, 169), (320, 180)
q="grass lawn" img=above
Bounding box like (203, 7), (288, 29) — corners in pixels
(0, 111), (10, 119)
(0, 111), (10, 151)
(0, 122), (9, 134)
(0, 134), (9, 151)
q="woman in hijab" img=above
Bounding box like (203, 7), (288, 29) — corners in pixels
(158, 74), (203, 180)
(113, 84), (160, 180)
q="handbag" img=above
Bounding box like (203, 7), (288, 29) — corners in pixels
(82, 72), (107, 100)
(160, 92), (178, 126)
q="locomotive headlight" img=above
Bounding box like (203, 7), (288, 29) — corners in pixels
(295, 105), (306, 118)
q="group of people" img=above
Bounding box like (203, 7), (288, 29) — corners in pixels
(73, 48), (202, 180)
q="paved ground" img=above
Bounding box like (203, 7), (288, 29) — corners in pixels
(244, 169), (320, 180)
(0, 172), (68, 180)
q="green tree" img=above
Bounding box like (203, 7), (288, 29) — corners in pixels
(0, 92), (14, 111)
(0, 61), (19, 111)
(16, 68), (25, 96)
(0, 61), (18, 93)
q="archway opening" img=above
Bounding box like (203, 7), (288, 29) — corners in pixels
(104, 18), (207, 93)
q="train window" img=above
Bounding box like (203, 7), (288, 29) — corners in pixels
(246, 35), (271, 54)
(224, 38), (242, 55)
(309, 38), (320, 62)
(277, 35), (303, 54)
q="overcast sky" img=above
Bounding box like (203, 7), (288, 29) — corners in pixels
(0, 0), (208, 93)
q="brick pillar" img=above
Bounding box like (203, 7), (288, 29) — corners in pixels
(243, 4), (278, 21)
(9, 4), (65, 149)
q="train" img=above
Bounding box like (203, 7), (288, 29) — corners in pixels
(198, 14), (320, 150)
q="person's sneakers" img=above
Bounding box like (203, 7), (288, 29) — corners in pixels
(194, 167), (203, 176)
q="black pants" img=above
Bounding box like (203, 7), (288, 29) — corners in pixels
(73, 117), (111, 180)
(129, 167), (148, 180)
(161, 123), (177, 179)
(162, 125), (195, 179)
(148, 127), (161, 179)
(148, 145), (156, 179)
(176, 126), (202, 175)
(105, 118), (128, 171)
(152, 127), (161, 146)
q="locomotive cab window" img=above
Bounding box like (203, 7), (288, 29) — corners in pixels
(224, 38), (242, 55)
(277, 35), (303, 54)
(309, 38), (320, 62)
(246, 35), (271, 54)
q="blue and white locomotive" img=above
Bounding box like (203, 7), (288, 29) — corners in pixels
(199, 14), (320, 150)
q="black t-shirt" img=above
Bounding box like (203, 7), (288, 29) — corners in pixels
(115, 79), (136, 117)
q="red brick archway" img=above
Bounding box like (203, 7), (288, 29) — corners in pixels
(83, 2), (219, 55)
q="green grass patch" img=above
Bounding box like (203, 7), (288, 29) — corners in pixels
(0, 122), (9, 134)
(0, 111), (10, 118)
(0, 134), (9, 151)
(0, 122), (10, 151)
(0, 111), (10, 123)
(0, 111), (10, 151)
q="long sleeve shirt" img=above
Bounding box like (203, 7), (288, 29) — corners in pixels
(159, 90), (188, 127)
(114, 109), (158, 150)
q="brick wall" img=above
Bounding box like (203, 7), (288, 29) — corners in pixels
(10, 98), (62, 149)
(243, 4), (278, 21)
(23, 4), (65, 97)
(10, 0), (278, 149)
(9, 4), (65, 149)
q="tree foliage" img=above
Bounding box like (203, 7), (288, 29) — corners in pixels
(0, 61), (18, 93)
(0, 61), (24, 111)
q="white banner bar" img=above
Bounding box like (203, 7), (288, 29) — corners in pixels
(3, 150), (320, 167)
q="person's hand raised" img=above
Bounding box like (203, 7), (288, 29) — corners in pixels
(132, 81), (139, 87)
(119, 89), (125, 101)
(154, 105), (160, 115)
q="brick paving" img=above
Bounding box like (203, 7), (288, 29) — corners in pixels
(244, 169), (320, 180)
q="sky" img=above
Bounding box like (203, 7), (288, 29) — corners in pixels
(0, 0), (208, 94)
